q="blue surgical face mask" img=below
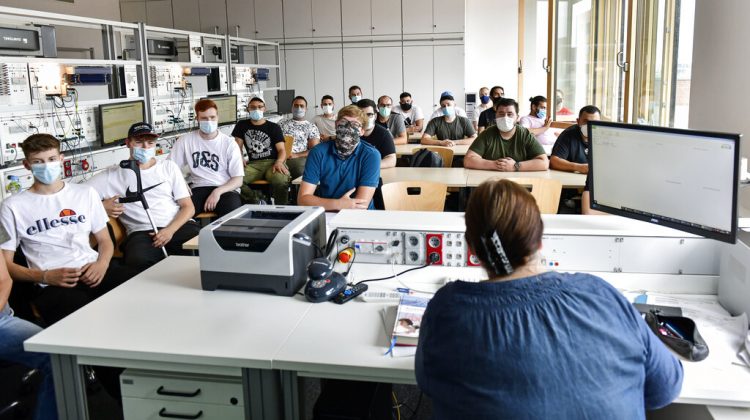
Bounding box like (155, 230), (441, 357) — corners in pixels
(350, 95), (361, 103)
(293, 107), (306, 119)
(537, 109), (546, 119)
(378, 106), (391, 118)
(249, 109), (264, 121)
(442, 106), (455, 117)
(133, 146), (156, 164)
(199, 120), (218, 134)
(31, 161), (62, 185)
(480, 95), (491, 104)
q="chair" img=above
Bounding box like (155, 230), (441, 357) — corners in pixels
(195, 212), (217, 227)
(248, 135), (295, 202)
(411, 146), (454, 168)
(106, 217), (127, 258)
(381, 181), (448, 212)
(506, 177), (563, 214)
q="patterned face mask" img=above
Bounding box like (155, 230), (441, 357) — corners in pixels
(335, 120), (362, 159)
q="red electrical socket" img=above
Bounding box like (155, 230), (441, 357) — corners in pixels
(80, 159), (89, 171)
(425, 233), (443, 265)
(63, 160), (72, 178)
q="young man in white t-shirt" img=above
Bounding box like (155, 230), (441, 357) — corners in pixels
(0, 134), (126, 325)
(279, 95), (320, 179)
(169, 99), (243, 217)
(392, 92), (425, 134)
(87, 123), (199, 272)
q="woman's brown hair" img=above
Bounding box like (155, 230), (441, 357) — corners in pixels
(464, 179), (544, 277)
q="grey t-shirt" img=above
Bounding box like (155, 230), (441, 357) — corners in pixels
(376, 113), (406, 139)
(424, 116), (476, 140)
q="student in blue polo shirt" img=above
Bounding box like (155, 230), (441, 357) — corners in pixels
(298, 105), (381, 210)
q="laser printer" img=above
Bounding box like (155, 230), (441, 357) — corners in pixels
(199, 205), (326, 296)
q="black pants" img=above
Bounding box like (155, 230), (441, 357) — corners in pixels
(32, 260), (137, 326)
(122, 221), (201, 273)
(191, 186), (242, 217)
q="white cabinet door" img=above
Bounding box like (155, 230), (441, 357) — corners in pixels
(198, 0), (227, 34)
(433, 0), (464, 33)
(341, 0), (372, 37)
(313, 47), (344, 112)
(171, 0), (201, 32)
(311, 0), (341, 38)
(433, 44), (465, 109)
(121, 1), (147, 24)
(226, 0), (256, 38)
(401, 0), (432, 35)
(342, 47), (373, 101)
(283, 0), (313, 38)
(255, 0), (284, 39)
(372, 47), (403, 102)
(403, 45), (434, 112)
(371, 0), (401, 35)
(284, 49), (316, 115)
(146, 0), (174, 29)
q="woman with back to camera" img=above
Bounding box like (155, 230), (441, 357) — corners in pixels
(415, 179), (683, 419)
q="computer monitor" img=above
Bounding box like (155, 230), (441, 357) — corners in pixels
(277, 89), (295, 115)
(589, 121), (741, 243)
(205, 95), (238, 125)
(98, 100), (146, 147)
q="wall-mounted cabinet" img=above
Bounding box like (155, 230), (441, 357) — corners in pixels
(254, 0), (284, 40)
(226, 0), (256, 38)
(402, 0), (465, 35)
(172, 0), (201, 32)
(198, 0), (228, 35)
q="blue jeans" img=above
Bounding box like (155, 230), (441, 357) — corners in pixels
(0, 304), (58, 420)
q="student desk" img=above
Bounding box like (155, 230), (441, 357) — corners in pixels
(395, 144), (471, 157)
(291, 167), (469, 189)
(465, 168), (587, 188)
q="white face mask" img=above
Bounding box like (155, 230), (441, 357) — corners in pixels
(199, 120), (218, 134)
(293, 108), (306, 119)
(580, 124), (589, 138)
(322, 105), (334, 115)
(367, 115), (376, 130)
(495, 116), (516, 132)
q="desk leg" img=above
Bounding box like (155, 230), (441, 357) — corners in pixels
(50, 354), (89, 420)
(280, 370), (300, 420)
(458, 187), (469, 211)
(243, 368), (284, 420)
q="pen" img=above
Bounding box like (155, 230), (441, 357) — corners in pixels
(662, 321), (685, 339)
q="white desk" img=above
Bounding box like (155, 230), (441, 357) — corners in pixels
(466, 168), (587, 188)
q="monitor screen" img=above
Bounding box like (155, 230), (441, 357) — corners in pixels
(589, 121), (741, 243)
(277, 89), (295, 115)
(98, 100), (146, 146)
(206, 95), (238, 125)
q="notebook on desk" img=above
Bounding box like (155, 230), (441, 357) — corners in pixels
(391, 294), (430, 346)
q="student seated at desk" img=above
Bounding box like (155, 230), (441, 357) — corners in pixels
(550, 105), (601, 174)
(428, 90), (467, 121)
(279, 95), (321, 179)
(376, 95), (407, 145)
(472, 86), (492, 131)
(464, 98), (548, 172)
(169, 99), (244, 217)
(477, 85), (504, 133)
(0, 252), (58, 420)
(313, 95), (336, 141)
(421, 93), (477, 146)
(1, 134), (130, 324)
(392, 92), (425, 134)
(416, 179), (683, 419)
(519, 95), (556, 146)
(87, 123), (199, 272)
(357, 99), (397, 169)
(298, 105), (381, 211)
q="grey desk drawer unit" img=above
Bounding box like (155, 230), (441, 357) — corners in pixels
(121, 370), (244, 420)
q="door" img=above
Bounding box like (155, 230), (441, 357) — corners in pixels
(312, 0), (342, 38)
(146, 1), (174, 29)
(433, 44), (465, 109)
(283, 0), (314, 38)
(198, 0), (227, 34)
(284, 48), (316, 117)
(372, 46), (403, 103)
(371, 0), (402, 35)
(402, 0), (433, 35)
(255, 0), (285, 39)
(433, 0), (465, 33)
(403, 44), (434, 113)
(342, 0), (372, 37)
(313, 47), (345, 112)
(226, 0), (256, 38)
(520, 0), (549, 102)
(343, 47), (374, 102)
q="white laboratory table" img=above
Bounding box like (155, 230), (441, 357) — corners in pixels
(24, 257), (750, 419)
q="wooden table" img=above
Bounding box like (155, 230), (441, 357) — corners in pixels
(465, 169), (587, 188)
(395, 144), (471, 157)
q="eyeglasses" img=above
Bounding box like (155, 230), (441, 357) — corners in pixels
(379, 104), (392, 108)
(336, 120), (362, 131)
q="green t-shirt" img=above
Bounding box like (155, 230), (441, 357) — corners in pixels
(468, 125), (545, 162)
(424, 116), (475, 140)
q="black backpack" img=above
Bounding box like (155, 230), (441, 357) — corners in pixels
(410, 148), (444, 168)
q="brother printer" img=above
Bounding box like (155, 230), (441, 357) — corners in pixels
(199, 205), (326, 296)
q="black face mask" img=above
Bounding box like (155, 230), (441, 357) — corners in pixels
(400, 102), (412, 111)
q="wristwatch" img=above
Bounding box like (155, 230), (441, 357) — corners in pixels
(514, 161), (521, 172)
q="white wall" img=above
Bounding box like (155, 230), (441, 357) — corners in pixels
(464, 0), (519, 100)
(0, 0), (121, 20)
(688, 0), (750, 210)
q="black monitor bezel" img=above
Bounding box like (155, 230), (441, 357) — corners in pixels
(204, 94), (238, 126)
(588, 120), (741, 244)
(97, 100), (146, 148)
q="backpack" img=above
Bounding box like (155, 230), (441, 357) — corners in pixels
(410, 148), (444, 168)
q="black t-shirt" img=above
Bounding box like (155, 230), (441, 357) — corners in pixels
(231, 119), (285, 161)
(551, 125), (589, 165)
(478, 107), (496, 128)
(362, 125), (396, 158)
